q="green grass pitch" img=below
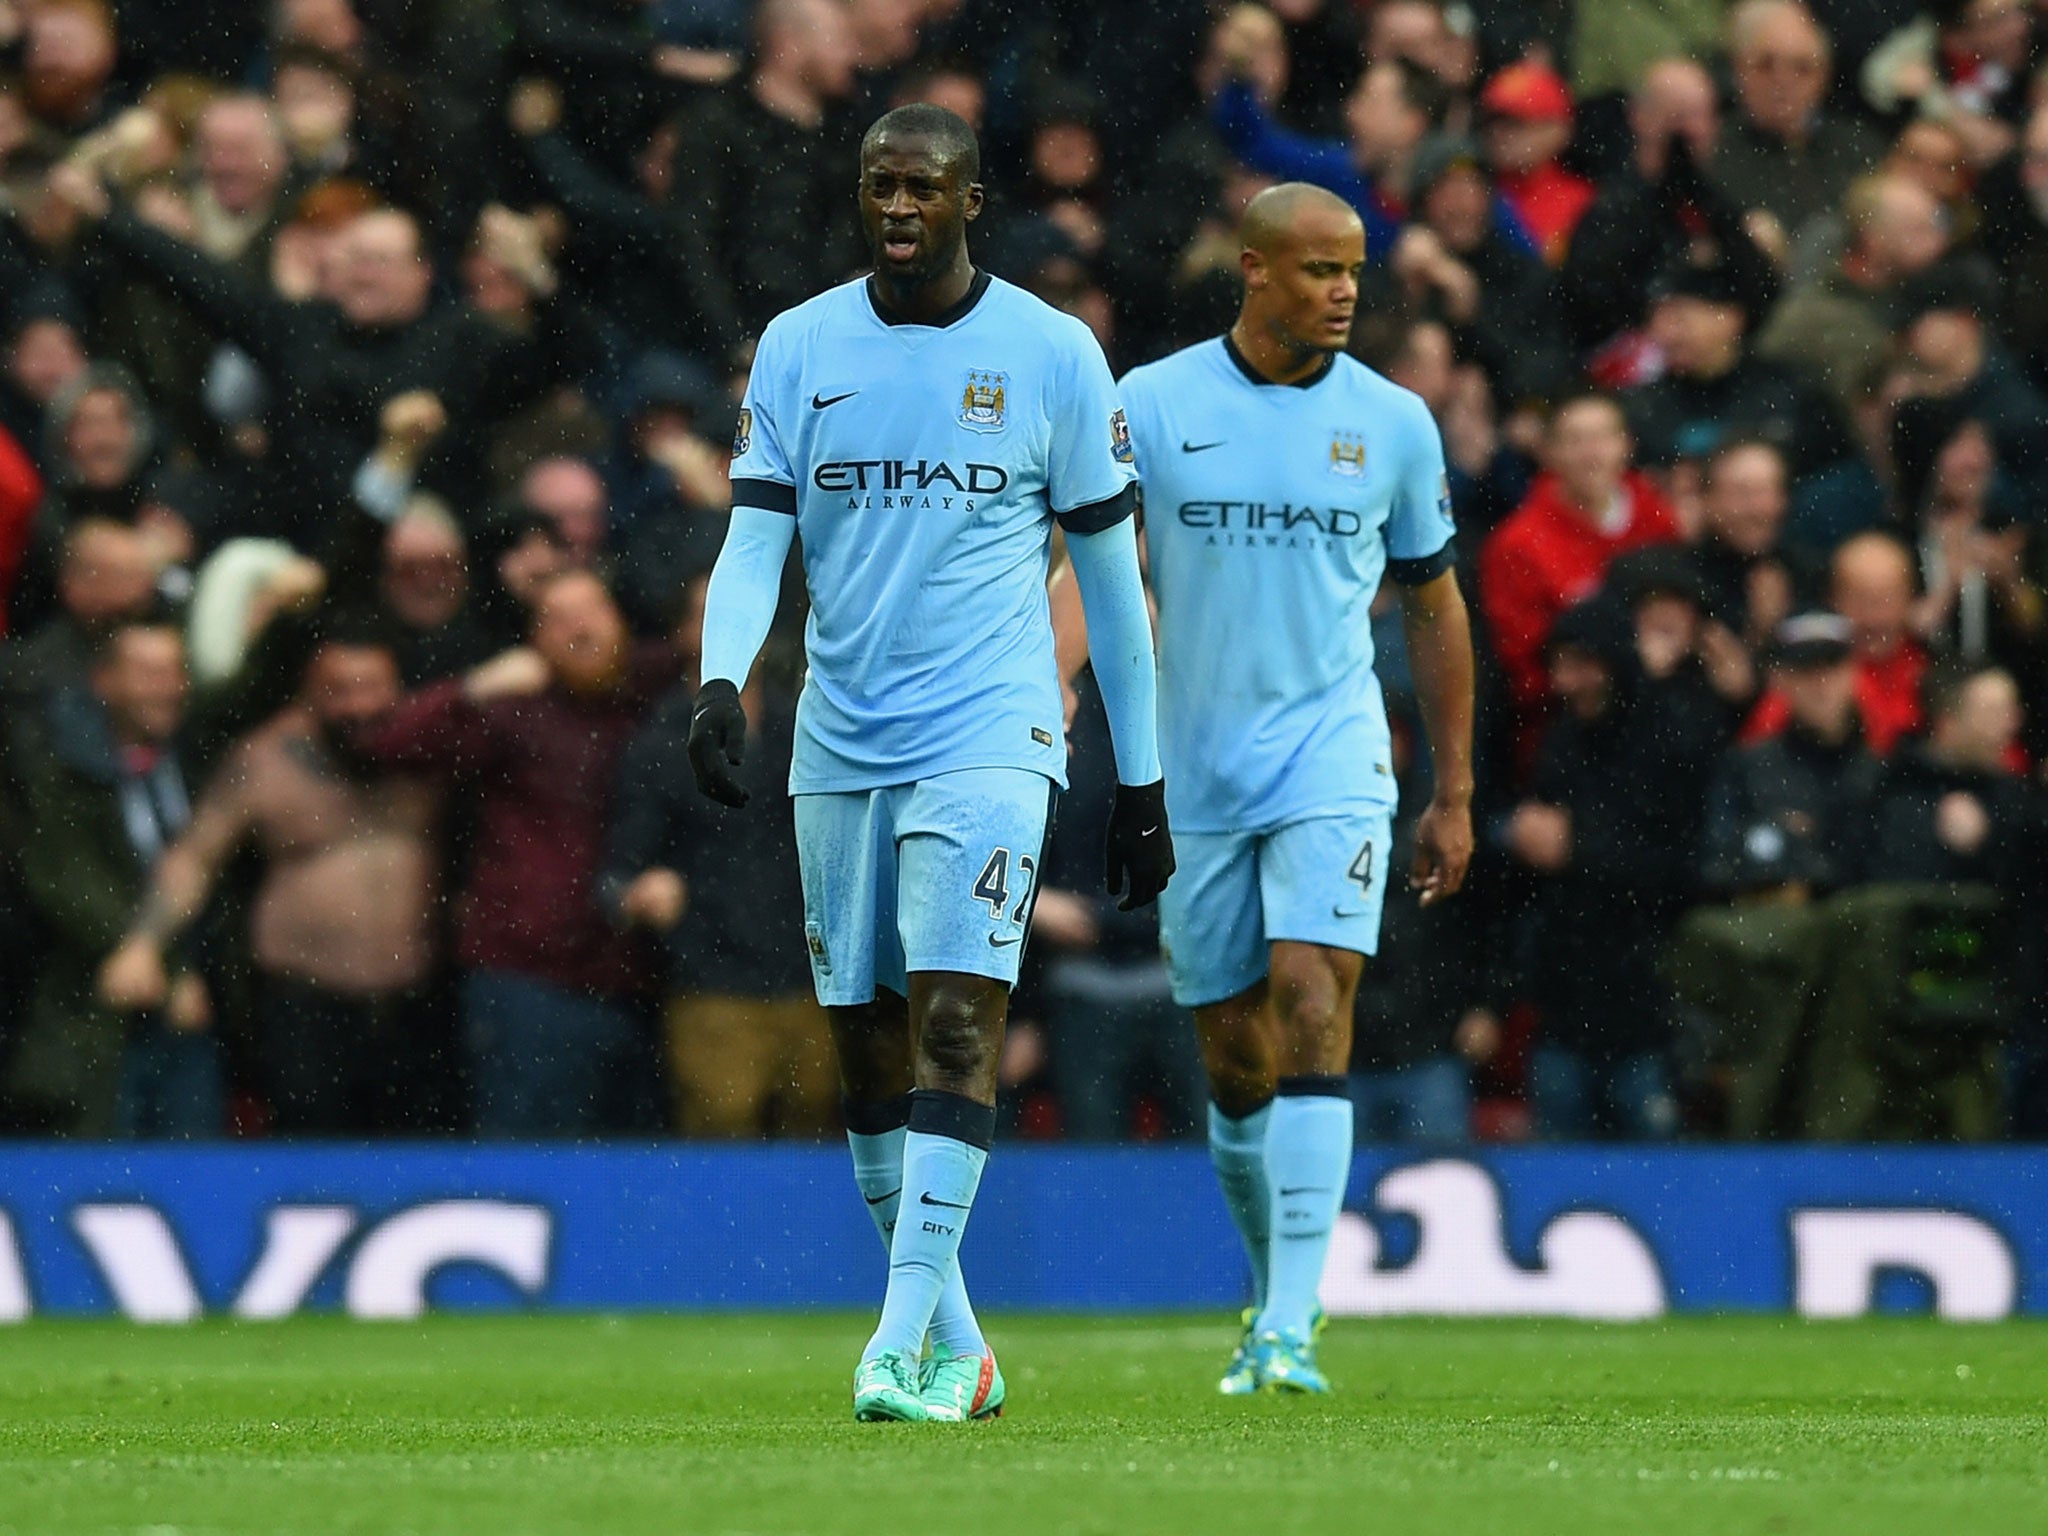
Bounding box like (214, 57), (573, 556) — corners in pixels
(1, 1315), (2044, 1535)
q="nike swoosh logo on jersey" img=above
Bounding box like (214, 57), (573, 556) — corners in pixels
(1181, 439), (1225, 453)
(988, 933), (1021, 948)
(812, 390), (858, 409)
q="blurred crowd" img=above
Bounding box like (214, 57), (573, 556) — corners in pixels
(2, 0), (2047, 1143)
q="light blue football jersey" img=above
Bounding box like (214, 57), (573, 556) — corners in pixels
(1119, 337), (1455, 834)
(730, 272), (1136, 794)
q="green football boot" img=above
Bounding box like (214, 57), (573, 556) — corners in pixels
(1250, 1329), (1331, 1395)
(1220, 1305), (1327, 1395)
(920, 1342), (1005, 1421)
(1218, 1308), (1262, 1395)
(853, 1350), (929, 1422)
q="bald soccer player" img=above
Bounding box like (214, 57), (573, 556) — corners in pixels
(1118, 183), (1476, 1394)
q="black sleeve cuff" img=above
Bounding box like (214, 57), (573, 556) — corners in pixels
(1387, 539), (1456, 587)
(1055, 481), (1138, 534)
(730, 478), (797, 515)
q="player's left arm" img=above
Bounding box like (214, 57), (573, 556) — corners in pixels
(1398, 568), (1476, 906)
(1050, 330), (1173, 909)
(1388, 400), (1476, 907)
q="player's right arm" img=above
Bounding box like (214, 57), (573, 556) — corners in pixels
(689, 323), (799, 808)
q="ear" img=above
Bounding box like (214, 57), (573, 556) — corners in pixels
(1239, 247), (1264, 289)
(963, 180), (985, 223)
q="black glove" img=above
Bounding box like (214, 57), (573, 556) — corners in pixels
(1104, 778), (1175, 911)
(687, 678), (749, 807)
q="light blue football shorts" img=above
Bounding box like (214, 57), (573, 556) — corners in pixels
(793, 767), (1059, 1007)
(1157, 809), (1395, 1009)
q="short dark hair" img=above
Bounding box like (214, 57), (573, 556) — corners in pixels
(861, 103), (981, 184)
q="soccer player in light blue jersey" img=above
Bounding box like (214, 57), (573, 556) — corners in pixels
(1118, 183), (1477, 1395)
(686, 105), (1175, 1424)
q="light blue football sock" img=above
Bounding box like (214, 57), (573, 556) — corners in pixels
(862, 1093), (993, 1363)
(1207, 1099), (1273, 1310)
(847, 1115), (985, 1358)
(1256, 1077), (1353, 1340)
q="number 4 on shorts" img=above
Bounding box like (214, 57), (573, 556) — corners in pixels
(1348, 837), (1374, 899)
(975, 847), (1012, 918)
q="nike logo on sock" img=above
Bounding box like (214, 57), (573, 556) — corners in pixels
(863, 1187), (900, 1206)
(919, 1192), (972, 1210)
(1181, 439), (1225, 453)
(1277, 1186), (1331, 1196)
(812, 390), (858, 409)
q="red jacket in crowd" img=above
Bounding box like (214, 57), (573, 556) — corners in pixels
(1740, 639), (1930, 757)
(1477, 468), (1682, 716)
(362, 645), (683, 999)
(0, 427), (43, 637)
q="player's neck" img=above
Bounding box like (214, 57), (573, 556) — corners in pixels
(869, 254), (978, 326)
(1227, 319), (1332, 387)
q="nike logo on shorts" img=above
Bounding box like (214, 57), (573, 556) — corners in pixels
(1278, 1185), (1331, 1196)
(988, 933), (1021, 948)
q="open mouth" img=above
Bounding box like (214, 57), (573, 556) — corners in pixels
(881, 228), (921, 261)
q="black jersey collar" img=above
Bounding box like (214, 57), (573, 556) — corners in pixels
(1222, 330), (1337, 390)
(866, 267), (993, 328)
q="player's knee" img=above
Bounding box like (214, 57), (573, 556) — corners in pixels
(1268, 955), (1346, 1044)
(917, 987), (999, 1083)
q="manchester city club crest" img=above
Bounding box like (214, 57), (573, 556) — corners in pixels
(959, 369), (1008, 432)
(1329, 431), (1367, 477)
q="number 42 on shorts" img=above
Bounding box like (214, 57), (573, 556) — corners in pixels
(974, 847), (1036, 923)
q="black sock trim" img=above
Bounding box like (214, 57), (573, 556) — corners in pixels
(843, 1092), (914, 1136)
(1275, 1073), (1349, 1099)
(1211, 1093), (1275, 1122)
(908, 1088), (997, 1151)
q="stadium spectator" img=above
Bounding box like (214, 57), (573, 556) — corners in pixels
(1744, 532), (1931, 755)
(1712, 1), (1885, 247)
(604, 664), (835, 1138)
(98, 616), (451, 1133)
(1619, 259), (1851, 478)
(1384, 134), (1571, 403)
(9, 613), (211, 1136)
(661, 0), (863, 359)
(56, 171), (588, 546)
(1861, 0), (2036, 166)
(1505, 598), (1704, 1141)
(1474, 60), (1593, 266)
(1864, 661), (2030, 887)
(1681, 438), (1811, 655)
(360, 569), (677, 1137)
(1898, 414), (2046, 673)
(0, 518), (159, 719)
(1477, 394), (1681, 772)
(1756, 175), (1954, 413)
(1670, 610), (1881, 1137)
(1210, 54), (1449, 257)
(1559, 58), (1779, 359)
(1977, 102), (2048, 380)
